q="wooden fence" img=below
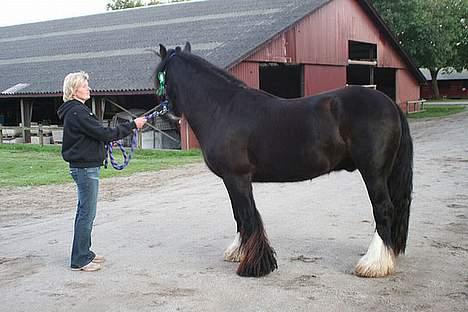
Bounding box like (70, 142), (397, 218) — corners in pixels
(406, 99), (426, 114)
(0, 125), (63, 146)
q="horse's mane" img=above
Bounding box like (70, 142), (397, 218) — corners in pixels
(177, 52), (248, 89)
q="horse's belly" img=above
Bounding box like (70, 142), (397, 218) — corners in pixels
(251, 159), (328, 182)
(252, 171), (321, 182)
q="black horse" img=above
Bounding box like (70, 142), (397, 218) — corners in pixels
(154, 42), (413, 278)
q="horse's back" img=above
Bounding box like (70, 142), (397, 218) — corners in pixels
(333, 86), (400, 121)
(334, 86), (402, 140)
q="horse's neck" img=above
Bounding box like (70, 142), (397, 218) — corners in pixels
(173, 66), (239, 138)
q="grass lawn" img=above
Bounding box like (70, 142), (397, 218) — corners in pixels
(407, 105), (466, 119)
(0, 144), (202, 187)
(425, 98), (468, 103)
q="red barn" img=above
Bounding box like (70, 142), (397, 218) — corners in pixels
(181, 0), (425, 149)
(420, 68), (468, 99)
(0, 0), (424, 149)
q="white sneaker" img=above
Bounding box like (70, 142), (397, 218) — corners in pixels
(92, 255), (105, 263)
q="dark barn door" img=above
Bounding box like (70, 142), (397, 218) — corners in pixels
(375, 68), (396, 100)
(259, 63), (303, 98)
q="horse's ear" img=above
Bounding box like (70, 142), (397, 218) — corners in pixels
(183, 42), (191, 53)
(175, 46), (182, 53)
(159, 44), (167, 59)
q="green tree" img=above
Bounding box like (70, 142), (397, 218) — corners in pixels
(147, 0), (162, 5)
(371, 0), (468, 98)
(106, 0), (144, 10)
(107, 0), (191, 10)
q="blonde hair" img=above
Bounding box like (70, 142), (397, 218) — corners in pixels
(62, 71), (89, 102)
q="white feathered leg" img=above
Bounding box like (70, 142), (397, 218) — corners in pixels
(355, 231), (395, 277)
(223, 233), (243, 262)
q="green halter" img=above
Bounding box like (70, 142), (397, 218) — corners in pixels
(156, 71), (166, 97)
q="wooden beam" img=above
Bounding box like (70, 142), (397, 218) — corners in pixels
(20, 98), (33, 143)
(99, 97), (106, 120)
(91, 97), (106, 120)
(91, 97), (96, 115)
(348, 59), (377, 66)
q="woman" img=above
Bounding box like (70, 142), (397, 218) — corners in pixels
(57, 71), (146, 272)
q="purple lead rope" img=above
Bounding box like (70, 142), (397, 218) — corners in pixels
(104, 104), (167, 170)
(104, 129), (138, 170)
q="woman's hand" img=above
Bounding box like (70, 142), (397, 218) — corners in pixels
(134, 117), (146, 129)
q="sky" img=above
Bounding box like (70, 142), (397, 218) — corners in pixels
(0, 0), (118, 27)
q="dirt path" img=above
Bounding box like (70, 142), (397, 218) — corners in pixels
(1, 112), (467, 311)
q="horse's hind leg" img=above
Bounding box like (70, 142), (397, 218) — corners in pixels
(222, 174), (277, 277)
(355, 173), (396, 277)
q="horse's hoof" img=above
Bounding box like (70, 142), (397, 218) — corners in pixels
(354, 258), (395, 277)
(223, 250), (243, 262)
(236, 263), (276, 277)
(224, 233), (243, 262)
(355, 233), (395, 278)
(236, 252), (277, 277)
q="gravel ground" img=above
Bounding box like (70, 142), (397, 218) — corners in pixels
(0, 111), (467, 311)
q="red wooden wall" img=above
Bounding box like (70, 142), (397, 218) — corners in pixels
(303, 65), (346, 96)
(230, 62), (259, 88)
(397, 69), (421, 112)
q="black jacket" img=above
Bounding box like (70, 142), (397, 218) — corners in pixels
(57, 99), (136, 168)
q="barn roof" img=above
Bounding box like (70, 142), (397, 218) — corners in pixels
(420, 68), (468, 81)
(0, 0), (424, 97)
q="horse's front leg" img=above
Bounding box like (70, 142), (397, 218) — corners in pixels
(224, 232), (242, 262)
(222, 174), (277, 277)
(223, 176), (243, 262)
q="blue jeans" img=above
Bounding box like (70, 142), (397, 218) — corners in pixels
(69, 167), (100, 268)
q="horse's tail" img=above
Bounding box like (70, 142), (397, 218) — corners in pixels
(388, 106), (413, 255)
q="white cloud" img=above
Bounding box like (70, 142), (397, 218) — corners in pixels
(0, 0), (110, 27)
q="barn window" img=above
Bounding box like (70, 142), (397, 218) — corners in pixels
(347, 41), (396, 100)
(347, 41), (377, 89)
(259, 63), (303, 98)
(349, 41), (377, 61)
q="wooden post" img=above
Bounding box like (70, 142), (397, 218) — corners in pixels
(20, 99), (33, 143)
(138, 131), (142, 149)
(91, 97), (96, 115)
(99, 97), (106, 120)
(0, 125), (3, 144)
(38, 124), (44, 146)
(91, 97), (106, 120)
